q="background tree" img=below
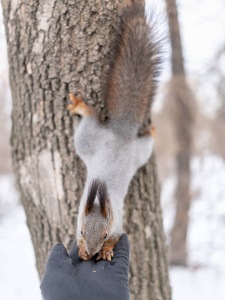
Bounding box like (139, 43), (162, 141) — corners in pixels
(0, 74), (11, 174)
(208, 45), (225, 160)
(165, 0), (194, 265)
(1, 0), (171, 298)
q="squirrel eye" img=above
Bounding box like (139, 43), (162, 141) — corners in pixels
(81, 231), (83, 236)
(104, 233), (107, 239)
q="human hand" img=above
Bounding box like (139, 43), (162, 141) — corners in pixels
(40, 234), (130, 300)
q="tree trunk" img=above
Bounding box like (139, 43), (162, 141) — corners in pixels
(2, 0), (171, 298)
(0, 75), (11, 174)
(165, 0), (194, 266)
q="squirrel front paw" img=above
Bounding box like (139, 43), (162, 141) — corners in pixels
(96, 248), (114, 262)
(77, 238), (92, 261)
(96, 237), (119, 262)
(68, 94), (96, 117)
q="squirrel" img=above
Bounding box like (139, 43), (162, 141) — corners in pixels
(68, 0), (161, 261)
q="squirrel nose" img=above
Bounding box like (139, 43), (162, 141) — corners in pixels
(87, 247), (97, 256)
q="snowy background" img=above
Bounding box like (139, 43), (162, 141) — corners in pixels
(0, 1), (225, 299)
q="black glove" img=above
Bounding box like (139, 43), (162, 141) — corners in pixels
(40, 234), (130, 300)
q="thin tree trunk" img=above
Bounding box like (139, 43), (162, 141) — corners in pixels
(165, 0), (194, 266)
(2, 0), (171, 298)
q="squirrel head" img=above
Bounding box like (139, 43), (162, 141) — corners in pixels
(81, 180), (113, 257)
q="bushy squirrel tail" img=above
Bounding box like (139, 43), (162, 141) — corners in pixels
(105, 0), (162, 137)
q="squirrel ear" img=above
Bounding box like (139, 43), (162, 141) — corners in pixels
(98, 181), (110, 218)
(84, 180), (99, 216)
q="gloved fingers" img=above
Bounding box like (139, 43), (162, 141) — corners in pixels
(41, 243), (80, 300)
(43, 243), (75, 273)
(47, 243), (69, 264)
(69, 240), (82, 266)
(41, 242), (77, 282)
(111, 233), (130, 273)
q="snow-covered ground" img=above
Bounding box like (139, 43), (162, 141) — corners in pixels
(0, 176), (41, 300)
(0, 153), (225, 300)
(161, 153), (225, 300)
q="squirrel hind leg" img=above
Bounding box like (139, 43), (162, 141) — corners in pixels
(68, 94), (96, 117)
(141, 125), (157, 139)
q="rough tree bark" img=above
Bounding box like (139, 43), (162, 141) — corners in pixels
(165, 0), (194, 266)
(2, 0), (171, 298)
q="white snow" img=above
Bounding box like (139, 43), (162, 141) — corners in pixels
(170, 267), (225, 300)
(0, 175), (42, 300)
(161, 154), (225, 300)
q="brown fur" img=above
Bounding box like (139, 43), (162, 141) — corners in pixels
(104, 1), (161, 136)
(84, 179), (99, 215)
(84, 179), (113, 219)
(98, 181), (110, 218)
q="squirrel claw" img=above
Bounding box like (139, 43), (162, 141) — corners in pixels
(106, 250), (114, 262)
(96, 249), (114, 262)
(103, 249), (114, 262)
(69, 93), (81, 104)
(96, 252), (103, 261)
(67, 104), (77, 114)
(78, 248), (90, 261)
(96, 237), (118, 262)
(78, 241), (92, 261)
